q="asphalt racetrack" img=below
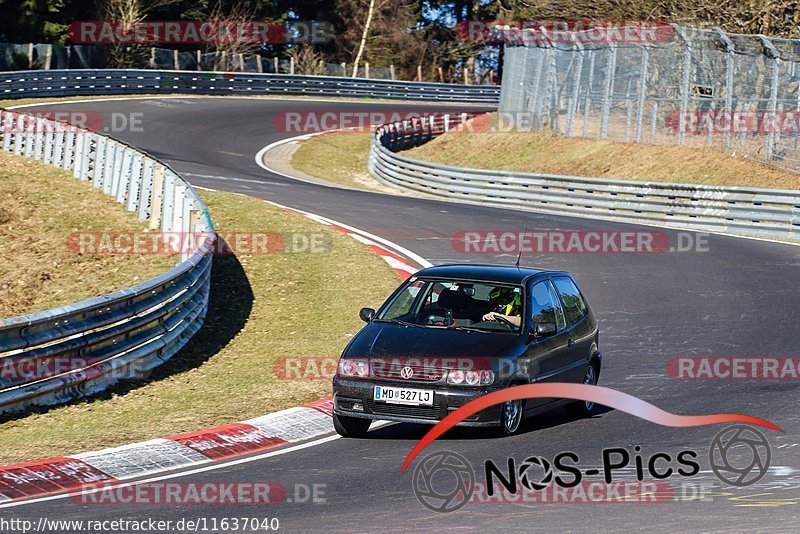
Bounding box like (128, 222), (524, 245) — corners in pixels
(5, 97), (800, 531)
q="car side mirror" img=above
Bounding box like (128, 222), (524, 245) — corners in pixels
(359, 307), (376, 322)
(533, 322), (557, 338)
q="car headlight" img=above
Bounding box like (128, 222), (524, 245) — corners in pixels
(446, 369), (494, 386)
(338, 358), (369, 378)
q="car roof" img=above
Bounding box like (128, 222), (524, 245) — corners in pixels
(413, 263), (570, 284)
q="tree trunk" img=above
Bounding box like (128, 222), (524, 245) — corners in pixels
(352, 0), (376, 77)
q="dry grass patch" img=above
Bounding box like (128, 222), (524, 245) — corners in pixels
(0, 190), (399, 464)
(291, 131), (385, 191)
(406, 115), (800, 190)
(0, 151), (176, 317)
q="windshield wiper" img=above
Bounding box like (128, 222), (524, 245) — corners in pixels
(374, 318), (419, 327)
(450, 325), (491, 333)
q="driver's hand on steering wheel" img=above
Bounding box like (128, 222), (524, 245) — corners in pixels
(483, 311), (521, 326)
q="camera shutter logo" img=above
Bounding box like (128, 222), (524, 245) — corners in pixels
(709, 425), (771, 486)
(400, 366), (414, 379)
(518, 456), (554, 491)
(412, 451), (475, 512)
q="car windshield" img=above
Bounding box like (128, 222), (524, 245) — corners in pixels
(376, 277), (524, 333)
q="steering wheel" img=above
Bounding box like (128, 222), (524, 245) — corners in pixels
(493, 314), (515, 328)
(493, 315), (516, 328)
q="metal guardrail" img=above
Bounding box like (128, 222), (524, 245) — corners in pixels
(0, 69), (500, 103)
(0, 109), (214, 413)
(369, 113), (800, 240)
(0, 69), (497, 415)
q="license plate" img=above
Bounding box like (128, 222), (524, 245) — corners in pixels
(374, 386), (433, 406)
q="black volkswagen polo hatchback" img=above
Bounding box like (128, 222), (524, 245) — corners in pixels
(332, 264), (601, 437)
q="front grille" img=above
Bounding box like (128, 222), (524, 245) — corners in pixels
(371, 363), (444, 382)
(366, 399), (441, 420)
(447, 406), (480, 422)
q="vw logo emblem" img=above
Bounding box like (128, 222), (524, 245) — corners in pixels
(400, 366), (414, 379)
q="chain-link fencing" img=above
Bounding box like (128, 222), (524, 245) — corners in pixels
(499, 23), (800, 173)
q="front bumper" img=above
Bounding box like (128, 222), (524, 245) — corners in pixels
(332, 377), (503, 427)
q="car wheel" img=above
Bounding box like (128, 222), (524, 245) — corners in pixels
(567, 363), (599, 417)
(333, 412), (371, 438)
(497, 398), (524, 437)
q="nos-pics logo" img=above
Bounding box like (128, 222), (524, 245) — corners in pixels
(411, 425), (771, 512)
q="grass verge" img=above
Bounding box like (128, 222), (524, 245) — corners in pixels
(0, 151), (176, 317)
(291, 113), (800, 190)
(406, 115), (800, 189)
(290, 131), (381, 191)
(0, 189), (399, 464)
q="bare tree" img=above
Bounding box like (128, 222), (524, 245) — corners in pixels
(98, 0), (179, 68)
(289, 45), (328, 76)
(351, 0), (376, 77)
(205, 0), (260, 72)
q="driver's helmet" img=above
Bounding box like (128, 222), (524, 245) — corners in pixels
(489, 286), (521, 315)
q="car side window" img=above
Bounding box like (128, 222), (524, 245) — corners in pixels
(531, 281), (567, 331)
(553, 277), (588, 325)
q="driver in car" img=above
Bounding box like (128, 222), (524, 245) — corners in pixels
(482, 287), (522, 327)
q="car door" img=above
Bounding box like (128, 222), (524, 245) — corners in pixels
(521, 280), (571, 409)
(551, 276), (594, 382)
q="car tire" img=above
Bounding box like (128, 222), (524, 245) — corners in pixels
(496, 398), (525, 437)
(567, 363), (599, 418)
(333, 412), (371, 438)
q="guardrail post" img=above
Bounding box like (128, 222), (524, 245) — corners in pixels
(104, 141), (119, 195)
(115, 147), (134, 203)
(150, 164), (165, 230)
(127, 154), (144, 212)
(0, 112), (12, 152)
(162, 171), (176, 233)
(32, 118), (44, 159)
(73, 131), (88, 179)
(180, 189), (193, 261)
(13, 115), (25, 155)
(43, 127), (55, 164)
(53, 130), (65, 167)
(93, 136), (107, 187)
(138, 159), (155, 221)
(62, 130), (75, 170)
(172, 182), (187, 257)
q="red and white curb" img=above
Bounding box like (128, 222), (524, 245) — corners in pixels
(0, 398), (334, 502)
(0, 203), (429, 504)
